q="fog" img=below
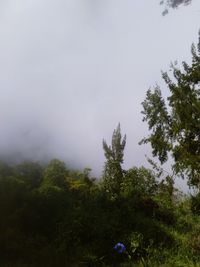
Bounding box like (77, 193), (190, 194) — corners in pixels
(0, 0), (200, 190)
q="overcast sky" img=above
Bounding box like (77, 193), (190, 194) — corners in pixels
(0, 0), (200, 190)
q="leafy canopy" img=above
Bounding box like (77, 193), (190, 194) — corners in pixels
(141, 32), (200, 187)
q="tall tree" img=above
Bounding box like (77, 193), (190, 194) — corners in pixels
(102, 124), (126, 198)
(140, 33), (200, 187)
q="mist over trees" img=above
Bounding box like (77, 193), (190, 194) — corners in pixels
(1, 1), (200, 266)
(0, 128), (186, 267)
(1, 111), (200, 266)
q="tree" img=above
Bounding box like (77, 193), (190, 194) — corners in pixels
(140, 33), (200, 187)
(43, 159), (68, 188)
(14, 161), (43, 188)
(102, 124), (126, 198)
(160, 0), (192, 8)
(160, 0), (193, 15)
(0, 161), (13, 178)
(121, 167), (158, 198)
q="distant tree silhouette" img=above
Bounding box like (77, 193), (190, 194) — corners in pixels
(160, 0), (192, 15)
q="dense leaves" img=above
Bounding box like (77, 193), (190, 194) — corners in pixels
(0, 153), (181, 267)
(141, 33), (200, 187)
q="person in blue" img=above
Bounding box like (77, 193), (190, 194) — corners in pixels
(114, 242), (126, 254)
(112, 242), (127, 266)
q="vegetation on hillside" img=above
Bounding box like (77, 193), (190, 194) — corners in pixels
(0, 124), (200, 266)
(1, 31), (200, 267)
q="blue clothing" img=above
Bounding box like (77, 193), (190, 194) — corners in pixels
(114, 243), (126, 254)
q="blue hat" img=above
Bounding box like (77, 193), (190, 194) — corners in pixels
(114, 242), (126, 254)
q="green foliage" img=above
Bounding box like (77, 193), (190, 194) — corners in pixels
(0, 157), (183, 267)
(121, 167), (158, 198)
(140, 87), (171, 164)
(14, 161), (43, 188)
(43, 159), (68, 188)
(0, 161), (13, 178)
(191, 193), (200, 215)
(0, 125), (200, 266)
(103, 124), (126, 199)
(141, 33), (200, 187)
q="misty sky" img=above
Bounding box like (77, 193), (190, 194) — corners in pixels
(0, 0), (200, 190)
